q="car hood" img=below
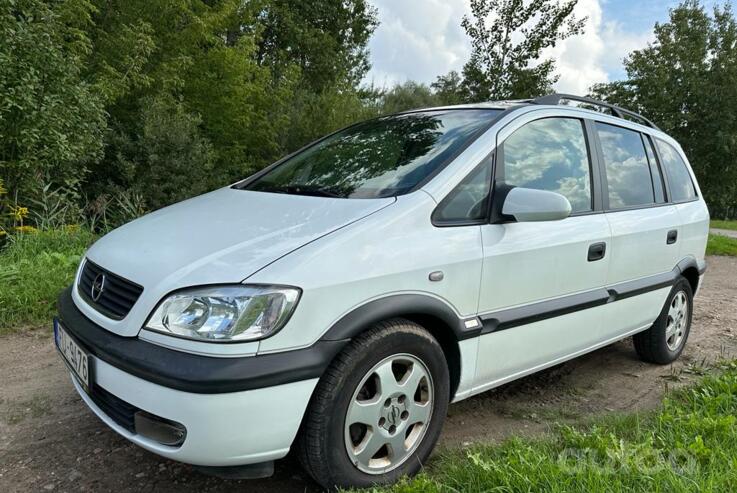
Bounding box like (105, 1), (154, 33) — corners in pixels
(79, 187), (394, 336)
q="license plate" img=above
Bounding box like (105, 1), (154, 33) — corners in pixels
(54, 319), (91, 391)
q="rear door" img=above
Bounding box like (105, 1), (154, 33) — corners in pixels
(653, 138), (709, 272)
(593, 122), (681, 338)
(473, 112), (612, 390)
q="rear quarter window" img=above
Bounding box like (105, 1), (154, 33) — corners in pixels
(655, 139), (697, 202)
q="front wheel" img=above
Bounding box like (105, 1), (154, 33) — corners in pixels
(297, 319), (450, 490)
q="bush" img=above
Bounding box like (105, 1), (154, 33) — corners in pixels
(0, 228), (95, 332)
(0, 0), (106, 203)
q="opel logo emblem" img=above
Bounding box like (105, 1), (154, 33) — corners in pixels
(91, 273), (106, 302)
(388, 405), (400, 427)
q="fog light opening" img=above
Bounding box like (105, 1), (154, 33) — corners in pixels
(134, 410), (187, 447)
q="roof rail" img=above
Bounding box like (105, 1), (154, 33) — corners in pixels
(532, 93), (660, 130)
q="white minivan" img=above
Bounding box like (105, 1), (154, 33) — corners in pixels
(55, 94), (708, 489)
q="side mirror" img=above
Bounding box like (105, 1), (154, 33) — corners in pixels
(501, 187), (572, 222)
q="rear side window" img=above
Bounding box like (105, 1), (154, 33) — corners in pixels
(655, 139), (697, 202)
(433, 160), (491, 224)
(596, 122), (654, 209)
(502, 118), (592, 213)
(643, 135), (666, 203)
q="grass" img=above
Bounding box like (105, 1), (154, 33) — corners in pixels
(361, 362), (737, 493)
(710, 219), (737, 231)
(706, 234), (737, 257)
(0, 228), (96, 332)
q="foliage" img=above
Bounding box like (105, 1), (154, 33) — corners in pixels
(378, 82), (443, 115)
(435, 0), (586, 102)
(356, 363), (737, 492)
(27, 184), (84, 231)
(105, 95), (216, 210)
(711, 219), (737, 231)
(706, 234), (737, 256)
(0, 0), (106, 202)
(0, 228), (96, 331)
(84, 189), (147, 233)
(431, 72), (466, 106)
(0, 177), (34, 238)
(591, 1), (737, 218)
(76, 0), (379, 210)
(254, 0), (378, 91)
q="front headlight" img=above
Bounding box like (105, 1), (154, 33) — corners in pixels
(145, 285), (300, 342)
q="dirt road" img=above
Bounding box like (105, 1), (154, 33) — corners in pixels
(2, 256), (736, 492)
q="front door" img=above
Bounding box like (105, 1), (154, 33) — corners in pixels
(473, 113), (612, 392)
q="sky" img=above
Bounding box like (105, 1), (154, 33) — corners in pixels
(364, 0), (717, 94)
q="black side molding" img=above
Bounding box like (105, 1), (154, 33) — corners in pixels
(57, 287), (348, 394)
(321, 293), (479, 341)
(480, 288), (610, 334)
(480, 265), (684, 335)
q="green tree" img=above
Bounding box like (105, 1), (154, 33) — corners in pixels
(254, 0), (378, 91)
(431, 71), (466, 105)
(591, 1), (737, 218)
(436, 0), (586, 102)
(0, 0), (106, 201)
(80, 0), (379, 210)
(379, 81), (442, 114)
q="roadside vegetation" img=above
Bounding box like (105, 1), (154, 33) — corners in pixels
(3, 0), (737, 236)
(359, 362), (737, 493)
(711, 219), (737, 231)
(0, 229), (95, 332)
(706, 234), (737, 257)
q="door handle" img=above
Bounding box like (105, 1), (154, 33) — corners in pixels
(667, 230), (678, 244)
(588, 242), (606, 262)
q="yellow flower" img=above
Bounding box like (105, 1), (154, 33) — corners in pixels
(63, 224), (80, 232)
(14, 225), (38, 234)
(10, 206), (29, 221)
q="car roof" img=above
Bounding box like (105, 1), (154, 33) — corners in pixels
(401, 94), (662, 133)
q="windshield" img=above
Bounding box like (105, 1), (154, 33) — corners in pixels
(244, 109), (502, 198)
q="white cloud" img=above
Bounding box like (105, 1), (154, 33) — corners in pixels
(545, 0), (655, 93)
(365, 0), (471, 88)
(366, 0), (655, 96)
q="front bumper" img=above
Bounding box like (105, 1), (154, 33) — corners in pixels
(67, 357), (317, 466)
(56, 287), (343, 466)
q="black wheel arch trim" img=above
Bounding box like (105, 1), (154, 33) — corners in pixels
(676, 256), (706, 276)
(319, 293), (480, 342)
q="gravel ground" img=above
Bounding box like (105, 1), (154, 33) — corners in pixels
(1, 255), (736, 492)
(711, 228), (737, 239)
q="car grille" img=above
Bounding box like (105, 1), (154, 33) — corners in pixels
(89, 385), (138, 433)
(78, 259), (143, 320)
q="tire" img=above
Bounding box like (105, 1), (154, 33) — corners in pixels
(633, 276), (693, 364)
(297, 318), (450, 490)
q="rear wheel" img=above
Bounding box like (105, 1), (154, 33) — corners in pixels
(297, 319), (449, 490)
(633, 276), (693, 364)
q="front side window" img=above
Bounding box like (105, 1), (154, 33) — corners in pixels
(502, 117), (592, 213)
(245, 109), (502, 199)
(655, 139), (697, 202)
(596, 122), (654, 209)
